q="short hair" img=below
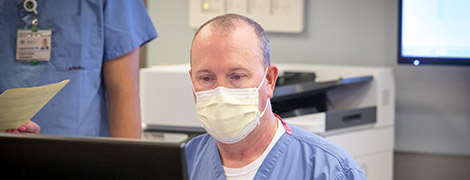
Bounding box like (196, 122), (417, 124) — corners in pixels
(191, 13), (271, 67)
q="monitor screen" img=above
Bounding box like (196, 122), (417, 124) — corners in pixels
(398, 0), (470, 66)
(0, 133), (189, 180)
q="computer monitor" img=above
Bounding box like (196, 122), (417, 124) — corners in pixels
(0, 133), (188, 180)
(398, 0), (470, 66)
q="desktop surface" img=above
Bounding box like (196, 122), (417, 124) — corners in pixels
(0, 133), (188, 180)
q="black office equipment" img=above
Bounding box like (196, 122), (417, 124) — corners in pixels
(0, 133), (188, 180)
(272, 72), (373, 117)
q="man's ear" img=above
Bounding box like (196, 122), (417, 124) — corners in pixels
(266, 65), (279, 98)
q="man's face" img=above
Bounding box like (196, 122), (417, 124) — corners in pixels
(190, 24), (265, 91)
(190, 22), (268, 108)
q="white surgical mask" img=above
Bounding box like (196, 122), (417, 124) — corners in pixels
(194, 69), (269, 144)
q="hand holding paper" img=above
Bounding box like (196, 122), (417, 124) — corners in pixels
(5, 120), (41, 134)
(0, 80), (69, 132)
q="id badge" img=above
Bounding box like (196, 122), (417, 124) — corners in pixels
(16, 29), (52, 61)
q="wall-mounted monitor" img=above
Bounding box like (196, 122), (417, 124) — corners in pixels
(398, 0), (470, 66)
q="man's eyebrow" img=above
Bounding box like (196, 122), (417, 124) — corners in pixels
(194, 67), (250, 75)
(229, 67), (249, 72)
(195, 69), (213, 74)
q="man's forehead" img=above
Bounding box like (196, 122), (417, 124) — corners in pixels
(195, 20), (253, 40)
(190, 20), (264, 71)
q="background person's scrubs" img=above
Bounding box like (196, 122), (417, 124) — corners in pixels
(0, 0), (157, 136)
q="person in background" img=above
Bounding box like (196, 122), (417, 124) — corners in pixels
(0, 0), (157, 138)
(185, 13), (367, 179)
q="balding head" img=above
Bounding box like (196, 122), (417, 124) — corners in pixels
(190, 14), (271, 68)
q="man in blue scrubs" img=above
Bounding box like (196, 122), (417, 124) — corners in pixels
(0, 0), (157, 138)
(186, 14), (367, 179)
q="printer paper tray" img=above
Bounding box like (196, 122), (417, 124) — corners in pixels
(283, 106), (377, 133)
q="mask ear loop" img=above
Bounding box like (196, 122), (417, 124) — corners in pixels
(257, 99), (270, 125)
(257, 67), (270, 125)
(256, 67), (270, 91)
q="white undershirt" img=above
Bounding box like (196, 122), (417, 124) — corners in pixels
(223, 119), (286, 180)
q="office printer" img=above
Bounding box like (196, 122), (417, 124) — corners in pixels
(140, 63), (395, 180)
(272, 70), (376, 133)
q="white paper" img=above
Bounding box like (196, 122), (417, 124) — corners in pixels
(0, 80), (69, 131)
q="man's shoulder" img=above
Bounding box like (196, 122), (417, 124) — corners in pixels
(287, 123), (346, 154)
(185, 133), (214, 155)
(186, 133), (212, 145)
(287, 124), (329, 145)
(284, 123), (363, 173)
(184, 133), (218, 172)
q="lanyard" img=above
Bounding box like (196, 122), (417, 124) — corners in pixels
(23, 0), (39, 32)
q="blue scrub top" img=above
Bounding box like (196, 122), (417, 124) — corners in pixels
(185, 119), (367, 180)
(0, 0), (157, 136)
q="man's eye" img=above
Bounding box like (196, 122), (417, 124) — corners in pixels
(201, 76), (212, 81)
(231, 74), (245, 80)
(233, 75), (241, 80)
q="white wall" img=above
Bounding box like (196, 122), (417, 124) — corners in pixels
(146, 0), (470, 156)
